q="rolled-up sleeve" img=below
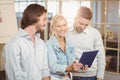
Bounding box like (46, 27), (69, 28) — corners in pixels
(46, 42), (67, 74)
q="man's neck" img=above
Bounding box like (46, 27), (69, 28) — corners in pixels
(24, 25), (37, 43)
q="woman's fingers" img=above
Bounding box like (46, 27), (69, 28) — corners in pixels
(72, 62), (88, 71)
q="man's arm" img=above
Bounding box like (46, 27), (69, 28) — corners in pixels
(95, 31), (106, 79)
(3, 43), (22, 80)
(42, 46), (50, 79)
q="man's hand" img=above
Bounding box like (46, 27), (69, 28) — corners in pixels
(42, 76), (50, 80)
(97, 78), (102, 80)
(81, 64), (88, 71)
(65, 61), (88, 72)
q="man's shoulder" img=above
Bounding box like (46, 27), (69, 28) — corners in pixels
(4, 35), (21, 50)
(6, 34), (20, 44)
(89, 26), (100, 34)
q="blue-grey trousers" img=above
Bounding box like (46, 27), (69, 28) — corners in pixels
(73, 76), (96, 80)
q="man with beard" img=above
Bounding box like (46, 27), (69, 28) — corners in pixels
(2, 4), (50, 80)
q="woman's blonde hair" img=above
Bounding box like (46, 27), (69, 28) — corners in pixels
(49, 14), (67, 36)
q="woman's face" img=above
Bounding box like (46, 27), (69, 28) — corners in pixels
(55, 19), (68, 37)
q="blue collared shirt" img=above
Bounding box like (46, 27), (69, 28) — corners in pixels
(3, 28), (50, 80)
(46, 35), (75, 79)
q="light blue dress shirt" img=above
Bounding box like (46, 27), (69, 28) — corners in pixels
(2, 28), (50, 80)
(46, 35), (74, 79)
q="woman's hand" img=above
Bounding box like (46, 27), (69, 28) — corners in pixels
(65, 61), (88, 72)
(72, 61), (82, 71)
(72, 61), (88, 71)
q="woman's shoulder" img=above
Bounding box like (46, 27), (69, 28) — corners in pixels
(46, 35), (58, 46)
(46, 39), (52, 46)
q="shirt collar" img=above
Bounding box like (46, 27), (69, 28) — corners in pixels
(18, 28), (40, 40)
(72, 24), (90, 34)
(50, 35), (60, 48)
(50, 34), (69, 48)
(18, 28), (30, 38)
(83, 25), (90, 34)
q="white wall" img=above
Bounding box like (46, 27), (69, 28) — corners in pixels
(0, 0), (18, 43)
(0, 0), (18, 71)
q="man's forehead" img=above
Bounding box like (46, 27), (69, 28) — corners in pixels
(77, 17), (89, 23)
(39, 13), (47, 18)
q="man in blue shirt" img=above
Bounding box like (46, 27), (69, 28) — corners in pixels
(3, 4), (50, 80)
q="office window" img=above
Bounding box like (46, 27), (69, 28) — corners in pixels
(62, 0), (90, 27)
(93, 0), (120, 73)
(15, 0), (45, 27)
(47, 1), (59, 18)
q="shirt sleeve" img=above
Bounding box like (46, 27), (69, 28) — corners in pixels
(2, 43), (23, 80)
(46, 42), (67, 74)
(42, 45), (50, 78)
(94, 32), (106, 79)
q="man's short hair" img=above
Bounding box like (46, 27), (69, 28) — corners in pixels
(77, 6), (93, 20)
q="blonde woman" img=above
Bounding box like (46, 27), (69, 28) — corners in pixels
(46, 15), (86, 80)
